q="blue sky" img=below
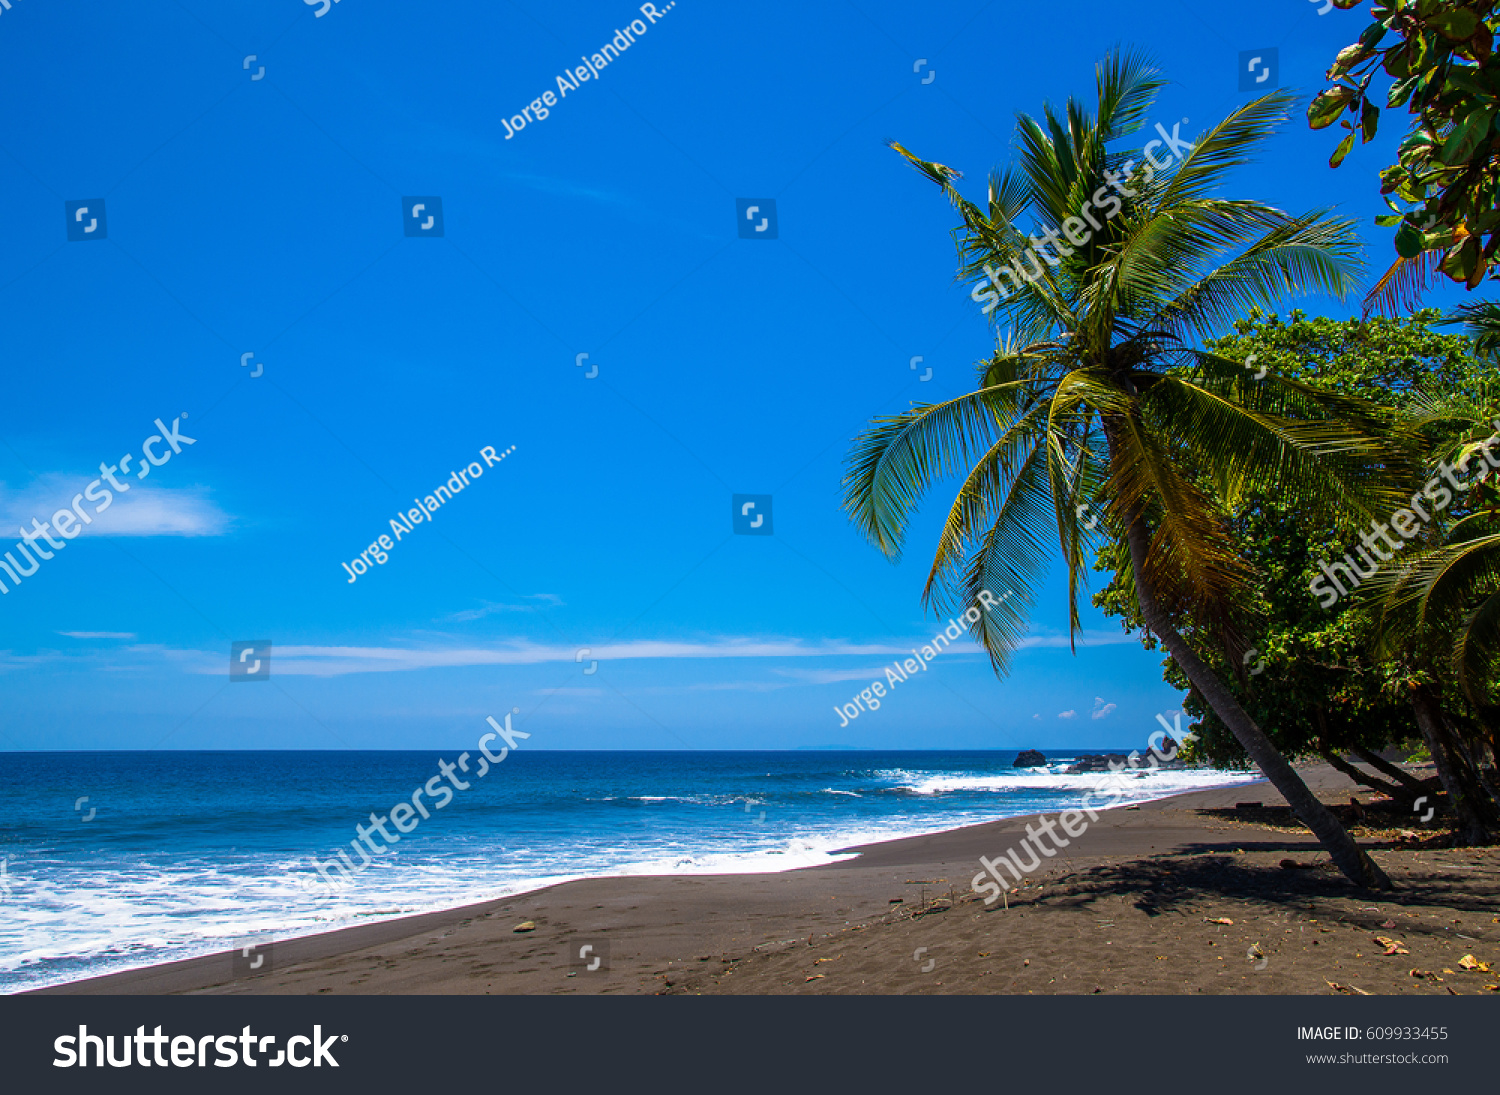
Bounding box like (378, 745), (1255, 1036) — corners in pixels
(0, 0), (1470, 752)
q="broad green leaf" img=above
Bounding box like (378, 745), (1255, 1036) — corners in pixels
(1309, 87), (1355, 129)
(1331, 43), (1374, 76)
(1439, 106), (1495, 165)
(1428, 10), (1479, 40)
(1330, 131), (1357, 168)
(1394, 220), (1426, 258)
(1387, 74), (1420, 107)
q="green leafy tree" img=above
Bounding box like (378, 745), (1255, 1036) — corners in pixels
(1372, 343), (1500, 841)
(843, 51), (1406, 888)
(1311, 1), (1500, 303)
(1097, 310), (1494, 835)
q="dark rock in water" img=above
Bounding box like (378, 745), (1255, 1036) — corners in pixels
(1013, 749), (1047, 768)
(1065, 751), (1188, 774)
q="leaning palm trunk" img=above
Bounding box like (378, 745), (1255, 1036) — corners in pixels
(1348, 744), (1431, 797)
(1116, 473), (1392, 888)
(1410, 687), (1491, 845)
(1317, 744), (1419, 804)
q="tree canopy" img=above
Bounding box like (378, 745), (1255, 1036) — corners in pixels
(1312, 1), (1500, 289)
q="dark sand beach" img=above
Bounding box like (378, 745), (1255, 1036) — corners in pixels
(32, 763), (1500, 997)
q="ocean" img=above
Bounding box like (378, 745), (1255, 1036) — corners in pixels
(0, 749), (1262, 993)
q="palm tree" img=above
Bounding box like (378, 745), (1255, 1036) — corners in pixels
(843, 51), (1411, 888)
(1372, 368), (1500, 842)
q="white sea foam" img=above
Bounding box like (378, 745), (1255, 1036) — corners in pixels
(0, 762), (1266, 994)
(880, 766), (1262, 800)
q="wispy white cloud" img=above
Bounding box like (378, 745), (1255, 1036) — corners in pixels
(771, 666), (897, 685)
(13, 625), (1145, 683)
(172, 638), (918, 677)
(1058, 710), (1077, 719)
(444, 594), (563, 621)
(0, 475), (229, 538)
(1091, 696), (1117, 719)
(0, 650), (69, 672)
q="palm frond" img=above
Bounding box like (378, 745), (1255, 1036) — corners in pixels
(843, 381), (1037, 558)
(1145, 208), (1364, 344)
(1156, 92), (1298, 209)
(954, 452), (1055, 674)
(1456, 590), (1500, 707)
(1094, 48), (1166, 141)
(1438, 300), (1500, 357)
(922, 400), (1052, 605)
(1106, 410), (1252, 624)
(1363, 249), (1445, 319)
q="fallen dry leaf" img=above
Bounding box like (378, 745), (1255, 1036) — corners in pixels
(1458, 955), (1493, 972)
(1325, 980), (1373, 995)
(1206, 917), (1234, 925)
(512, 921), (536, 933)
(1373, 935), (1410, 955)
(1410, 969), (1430, 978)
(804, 974), (826, 982)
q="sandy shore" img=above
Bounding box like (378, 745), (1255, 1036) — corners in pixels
(30, 763), (1500, 996)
